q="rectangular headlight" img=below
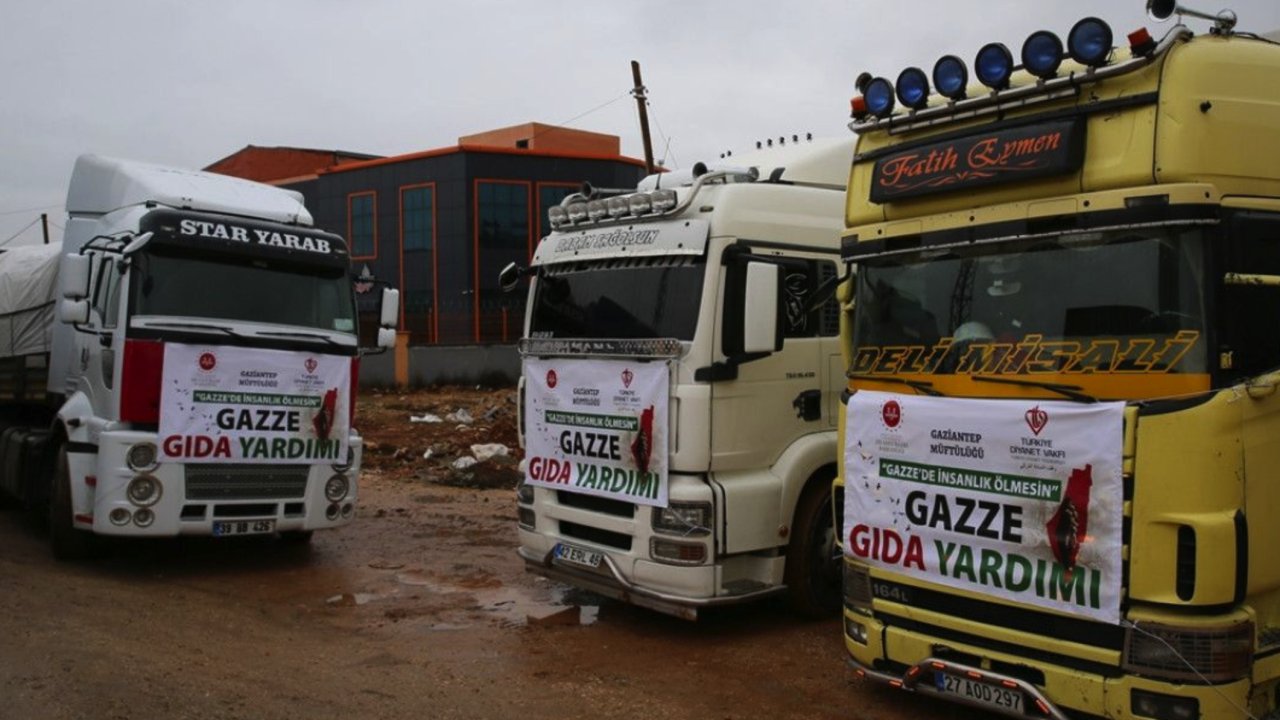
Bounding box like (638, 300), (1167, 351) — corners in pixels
(844, 562), (873, 613)
(650, 537), (707, 565)
(651, 501), (712, 537)
(1123, 620), (1253, 683)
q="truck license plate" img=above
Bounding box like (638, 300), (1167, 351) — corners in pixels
(212, 520), (276, 537)
(937, 672), (1024, 714)
(554, 542), (603, 569)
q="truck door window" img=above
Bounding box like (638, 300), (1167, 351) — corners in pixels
(92, 256), (121, 329)
(779, 258), (840, 339)
(1220, 211), (1280, 380)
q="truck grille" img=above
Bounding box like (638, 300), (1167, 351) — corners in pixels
(185, 464), (309, 500)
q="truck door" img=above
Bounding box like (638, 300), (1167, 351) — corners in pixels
(710, 253), (840, 470)
(74, 254), (122, 418)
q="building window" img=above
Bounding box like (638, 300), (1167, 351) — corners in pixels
(475, 180), (530, 343)
(401, 185), (434, 252)
(349, 192), (376, 258)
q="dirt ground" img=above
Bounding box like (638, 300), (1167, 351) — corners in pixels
(0, 386), (981, 720)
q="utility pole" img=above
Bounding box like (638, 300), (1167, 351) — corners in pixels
(40, 213), (49, 244)
(630, 60), (656, 175)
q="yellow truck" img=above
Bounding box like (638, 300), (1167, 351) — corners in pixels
(838, 2), (1280, 718)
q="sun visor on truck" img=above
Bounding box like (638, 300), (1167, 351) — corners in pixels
(532, 218), (708, 267)
(0, 244), (61, 358)
(138, 209), (349, 269)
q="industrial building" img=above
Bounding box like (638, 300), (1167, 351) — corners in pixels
(207, 124), (649, 348)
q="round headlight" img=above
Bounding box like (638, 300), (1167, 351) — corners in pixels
(127, 475), (161, 507)
(1022, 30), (1064, 78)
(895, 67), (930, 110)
(126, 442), (158, 472)
(586, 199), (608, 221)
(975, 42), (1013, 89)
(932, 55), (969, 100)
(566, 202), (589, 223)
(325, 474), (350, 502)
(628, 194), (653, 216)
(133, 508), (155, 527)
(1068, 17), (1113, 67)
(864, 77), (895, 118)
(109, 508), (132, 526)
(606, 197), (630, 218)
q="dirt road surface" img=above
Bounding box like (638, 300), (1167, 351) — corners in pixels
(0, 387), (981, 720)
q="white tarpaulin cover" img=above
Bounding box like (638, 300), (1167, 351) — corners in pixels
(0, 244), (60, 358)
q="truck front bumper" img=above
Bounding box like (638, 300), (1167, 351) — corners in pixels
(518, 545), (783, 620)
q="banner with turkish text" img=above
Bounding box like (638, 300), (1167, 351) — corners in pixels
(159, 344), (351, 464)
(524, 357), (669, 507)
(844, 390), (1124, 623)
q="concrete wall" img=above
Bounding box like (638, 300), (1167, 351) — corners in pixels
(360, 344), (520, 388)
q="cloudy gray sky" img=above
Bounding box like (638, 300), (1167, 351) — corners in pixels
(3, 0), (1277, 245)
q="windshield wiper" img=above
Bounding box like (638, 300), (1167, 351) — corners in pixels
(847, 373), (944, 397)
(140, 321), (241, 337)
(970, 375), (1096, 403)
(255, 330), (343, 347)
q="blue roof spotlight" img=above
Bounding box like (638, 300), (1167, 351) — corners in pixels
(864, 76), (896, 118)
(975, 42), (1014, 90)
(895, 67), (931, 110)
(1021, 30), (1064, 79)
(932, 55), (969, 100)
(1068, 17), (1113, 67)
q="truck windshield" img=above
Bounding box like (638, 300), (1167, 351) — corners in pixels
(851, 227), (1209, 395)
(529, 257), (704, 340)
(130, 250), (357, 335)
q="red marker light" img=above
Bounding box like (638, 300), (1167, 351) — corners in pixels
(851, 95), (869, 119)
(1128, 27), (1156, 57)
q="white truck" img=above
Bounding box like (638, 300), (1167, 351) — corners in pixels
(506, 138), (853, 618)
(0, 154), (398, 558)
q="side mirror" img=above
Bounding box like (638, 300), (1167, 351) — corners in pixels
(723, 253), (783, 357)
(499, 262), (526, 293)
(59, 298), (90, 325)
(376, 327), (397, 349)
(379, 288), (399, 328)
(742, 262), (782, 354)
(60, 254), (91, 300)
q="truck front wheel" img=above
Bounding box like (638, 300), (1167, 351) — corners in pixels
(49, 446), (100, 561)
(784, 476), (841, 618)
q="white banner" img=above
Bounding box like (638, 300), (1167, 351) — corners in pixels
(524, 357), (669, 507)
(844, 390), (1124, 623)
(159, 344), (351, 464)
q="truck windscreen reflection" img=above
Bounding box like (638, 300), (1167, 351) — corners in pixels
(852, 228), (1208, 376)
(530, 258), (704, 341)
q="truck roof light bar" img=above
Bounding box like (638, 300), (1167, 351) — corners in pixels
(849, 23), (1190, 135)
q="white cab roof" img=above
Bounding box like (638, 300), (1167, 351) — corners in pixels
(65, 154), (313, 226)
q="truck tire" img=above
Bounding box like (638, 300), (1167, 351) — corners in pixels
(784, 475), (841, 618)
(49, 446), (100, 561)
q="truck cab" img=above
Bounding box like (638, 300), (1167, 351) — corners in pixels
(513, 139), (853, 619)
